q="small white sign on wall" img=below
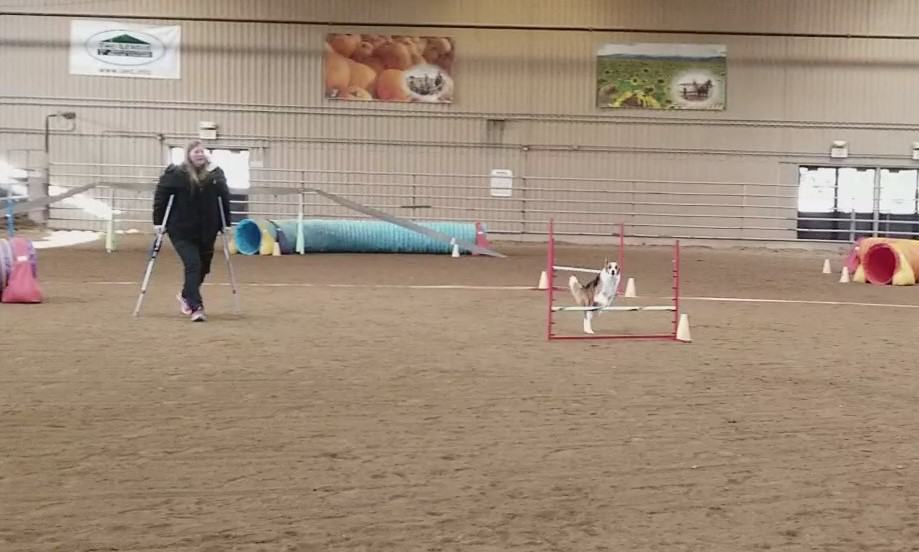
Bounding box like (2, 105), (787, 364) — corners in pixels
(69, 19), (181, 79)
(490, 169), (513, 198)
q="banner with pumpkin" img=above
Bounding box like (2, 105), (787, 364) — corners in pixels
(324, 34), (455, 104)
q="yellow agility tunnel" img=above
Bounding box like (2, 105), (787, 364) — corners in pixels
(848, 237), (919, 285)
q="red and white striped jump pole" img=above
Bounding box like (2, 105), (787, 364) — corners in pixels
(672, 239), (681, 338)
(546, 218), (557, 341)
(616, 222), (625, 296)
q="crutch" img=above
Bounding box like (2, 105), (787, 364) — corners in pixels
(218, 196), (241, 314)
(133, 195), (174, 317)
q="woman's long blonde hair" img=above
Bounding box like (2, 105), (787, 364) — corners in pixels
(181, 140), (209, 189)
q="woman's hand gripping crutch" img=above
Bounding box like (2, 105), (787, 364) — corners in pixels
(133, 195), (174, 317)
(218, 196), (241, 314)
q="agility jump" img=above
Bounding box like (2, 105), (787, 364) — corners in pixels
(537, 222), (625, 292)
(545, 218), (690, 342)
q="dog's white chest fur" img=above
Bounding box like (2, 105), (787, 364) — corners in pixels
(593, 271), (620, 307)
(567, 261), (622, 334)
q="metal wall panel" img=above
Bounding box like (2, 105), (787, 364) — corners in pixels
(12, 0), (919, 35)
(4, 2), (919, 242)
(6, 12), (917, 120)
(866, 0), (919, 36)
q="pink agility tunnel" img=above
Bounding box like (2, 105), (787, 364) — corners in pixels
(848, 237), (919, 286)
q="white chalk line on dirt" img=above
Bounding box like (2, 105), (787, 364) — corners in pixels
(81, 281), (919, 309)
(680, 296), (919, 310)
(87, 281), (535, 291)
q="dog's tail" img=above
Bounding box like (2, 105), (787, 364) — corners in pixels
(568, 275), (582, 295)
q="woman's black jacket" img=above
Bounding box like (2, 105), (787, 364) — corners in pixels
(153, 164), (232, 243)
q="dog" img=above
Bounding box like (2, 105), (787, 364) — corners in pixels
(568, 261), (621, 335)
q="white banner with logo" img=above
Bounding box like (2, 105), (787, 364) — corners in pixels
(69, 19), (180, 79)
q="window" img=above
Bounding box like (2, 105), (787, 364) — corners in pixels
(797, 167), (835, 212)
(836, 168), (875, 214)
(797, 166), (919, 241)
(169, 147), (250, 190)
(879, 169), (918, 215)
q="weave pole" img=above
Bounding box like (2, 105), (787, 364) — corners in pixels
(546, 218), (684, 341)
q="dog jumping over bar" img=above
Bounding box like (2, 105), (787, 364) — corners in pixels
(567, 260), (621, 334)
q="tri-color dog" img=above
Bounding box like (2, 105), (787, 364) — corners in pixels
(568, 261), (621, 334)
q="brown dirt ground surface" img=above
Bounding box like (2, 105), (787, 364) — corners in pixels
(3, 235), (919, 551)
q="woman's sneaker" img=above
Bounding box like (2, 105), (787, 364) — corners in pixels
(190, 307), (207, 322)
(177, 293), (192, 315)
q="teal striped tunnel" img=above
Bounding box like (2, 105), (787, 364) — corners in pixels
(233, 218), (479, 255)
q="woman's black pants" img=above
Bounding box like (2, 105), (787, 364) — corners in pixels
(171, 238), (214, 310)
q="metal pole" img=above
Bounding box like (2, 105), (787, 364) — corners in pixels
(44, 114), (51, 154)
(872, 168), (881, 237)
(132, 196), (174, 317)
(105, 187), (116, 253)
(673, 240), (681, 339)
(849, 208), (855, 242)
(617, 221), (625, 295)
(296, 174), (305, 255)
(520, 176), (527, 235)
(411, 173), (417, 215)
(33, 113), (55, 226)
(5, 196), (13, 238)
(546, 218), (555, 341)
(218, 196), (241, 314)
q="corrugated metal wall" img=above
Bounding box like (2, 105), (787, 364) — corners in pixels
(3, 0), (919, 239)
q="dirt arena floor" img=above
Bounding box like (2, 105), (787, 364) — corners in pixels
(3, 234), (919, 551)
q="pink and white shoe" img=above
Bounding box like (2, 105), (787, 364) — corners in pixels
(177, 293), (192, 315)
(190, 307), (207, 322)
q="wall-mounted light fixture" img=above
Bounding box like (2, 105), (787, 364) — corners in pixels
(830, 140), (848, 159)
(911, 142), (919, 161)
(198, 121), (218, 140)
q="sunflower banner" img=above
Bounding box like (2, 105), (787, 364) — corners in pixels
(595, 43), (726, 110)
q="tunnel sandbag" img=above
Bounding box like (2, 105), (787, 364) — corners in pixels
(258, 222), (275, 256)
(267, 221), (295, 254)
(271, 219), (478, 254)
(851, 237), (919, 285)
(0, 237), (38, 298)
(845, 239), (862, 274)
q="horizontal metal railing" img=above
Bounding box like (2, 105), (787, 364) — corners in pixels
(32, 161), (919, 244)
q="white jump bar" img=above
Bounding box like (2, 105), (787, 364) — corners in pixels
(552, 305), (675, 312)
(553, 265), (601, 274)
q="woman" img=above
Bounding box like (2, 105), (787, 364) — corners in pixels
(153, 140), (232, 322)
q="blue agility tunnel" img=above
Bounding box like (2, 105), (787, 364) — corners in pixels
(234, 218), (479, 255)
(233, 219), (264, 256)
(272, 219), (476, 254)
